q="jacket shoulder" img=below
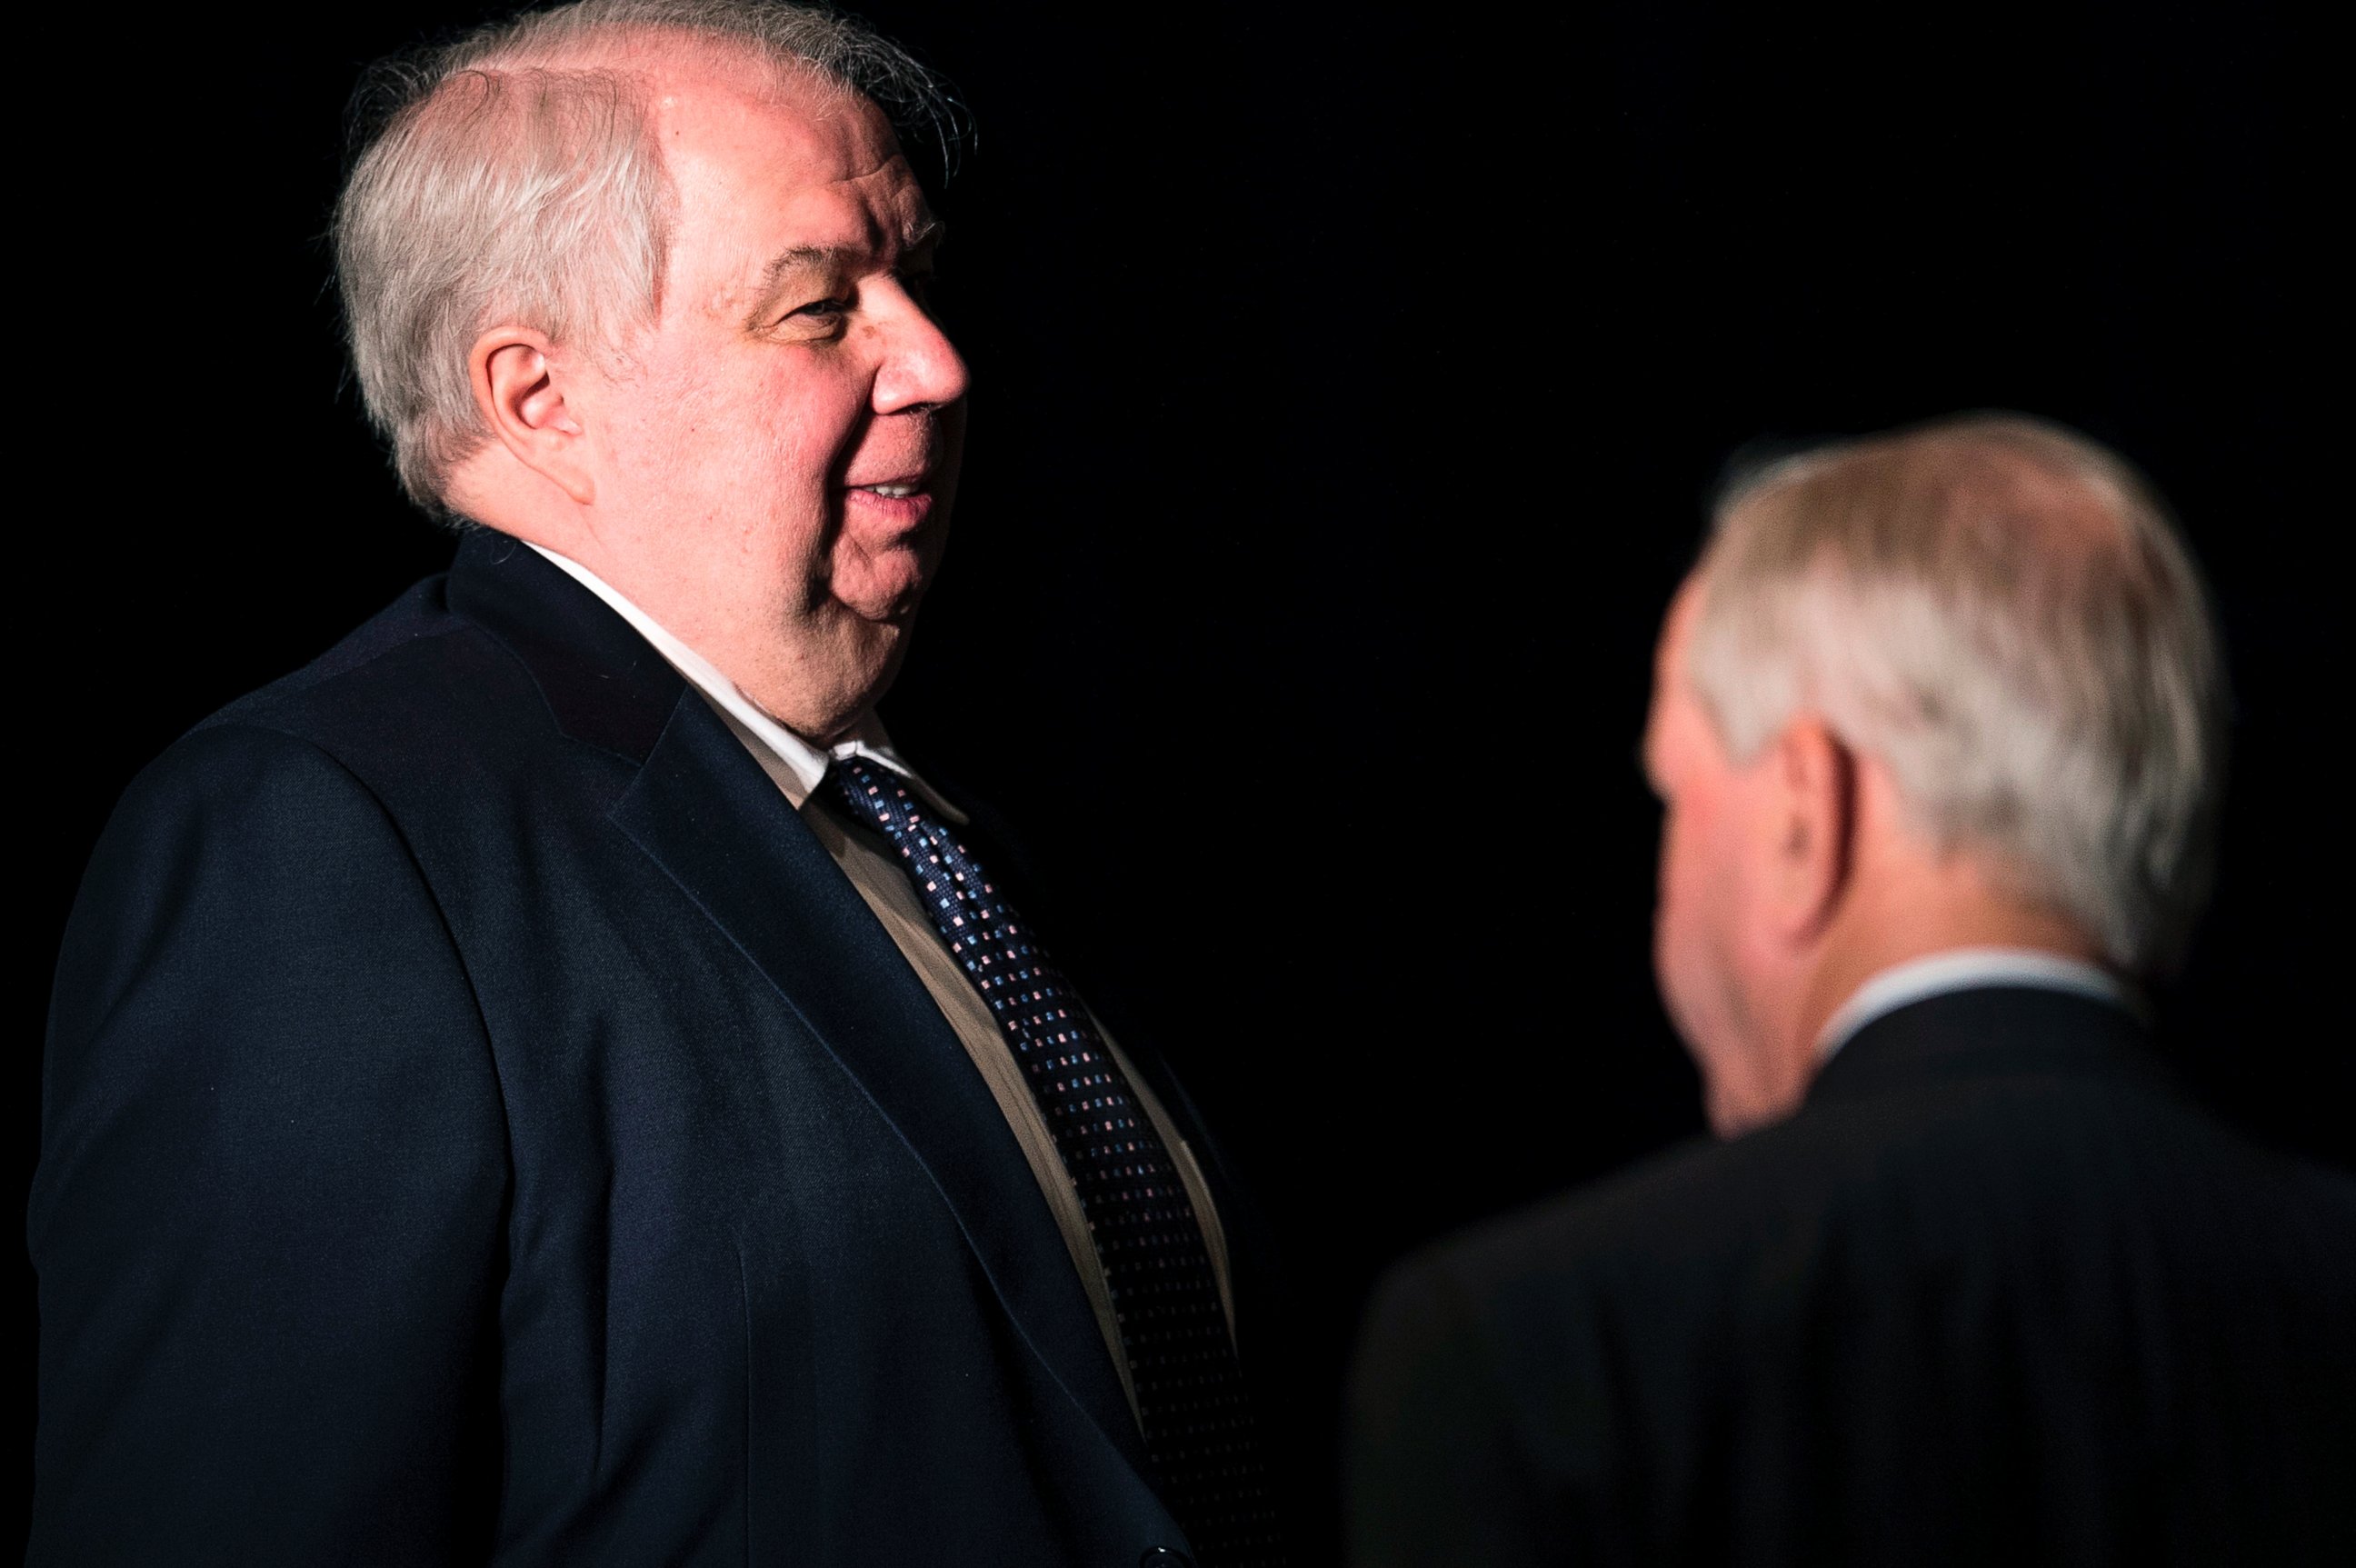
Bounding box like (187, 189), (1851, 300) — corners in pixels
(1422, 1064), (2356, 1314)
(196, 573), (523, 744)
(166, 569), (618, 821)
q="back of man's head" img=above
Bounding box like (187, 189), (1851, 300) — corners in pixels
(1689, 413), (2226, 977)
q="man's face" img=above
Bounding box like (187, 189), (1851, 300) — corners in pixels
(1642, 581), (1787, 1134)
(575, 54), (968, 738)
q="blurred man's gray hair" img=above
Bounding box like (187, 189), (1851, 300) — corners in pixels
(334, 0), (958, 510)
(1688, 413), (2227, 975)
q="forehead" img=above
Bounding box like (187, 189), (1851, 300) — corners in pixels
(649, 52), (928, 271)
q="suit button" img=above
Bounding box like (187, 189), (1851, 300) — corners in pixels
(1139, 1550), (1194, 1568)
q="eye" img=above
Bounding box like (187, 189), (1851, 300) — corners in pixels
(785, 296), (851, 324)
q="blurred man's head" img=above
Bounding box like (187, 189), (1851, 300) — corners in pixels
(1643, 414), (2226, 1135)
(335, 0), (968, 741)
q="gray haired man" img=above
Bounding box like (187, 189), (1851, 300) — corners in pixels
(1346, 414), (2356, 1566)
(32, 4), (1291, 1563)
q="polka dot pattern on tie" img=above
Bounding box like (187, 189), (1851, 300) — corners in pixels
(827, 755), (1285, 1567)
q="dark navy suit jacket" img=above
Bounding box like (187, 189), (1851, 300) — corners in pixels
(1349, 987), (2356, 1567)
(32, 534), (1257, 1565)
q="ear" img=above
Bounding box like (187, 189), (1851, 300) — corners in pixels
(467, 326), (595, 505)
(1763, 714), (1856, 943)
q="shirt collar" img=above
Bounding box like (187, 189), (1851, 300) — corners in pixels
(1816, 947), (2133, 1064)
(524, 542), (961, 820)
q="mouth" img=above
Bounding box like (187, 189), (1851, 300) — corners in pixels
(842, 465), (943, 551)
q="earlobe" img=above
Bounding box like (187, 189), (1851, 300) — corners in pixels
(469, 327), (595, 505)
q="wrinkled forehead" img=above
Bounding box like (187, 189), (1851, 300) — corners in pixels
(646, 49), (923, 274)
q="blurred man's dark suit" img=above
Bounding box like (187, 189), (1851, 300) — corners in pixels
(32, 534), (1279, 1564)
(1349, 984), (2356, 1566)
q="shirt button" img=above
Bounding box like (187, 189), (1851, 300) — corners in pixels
(1138, 1550), (1194, 1568)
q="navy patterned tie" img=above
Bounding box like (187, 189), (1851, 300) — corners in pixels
(826, 754), (1285, 1566)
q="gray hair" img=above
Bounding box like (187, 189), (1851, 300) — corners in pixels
(1687, 413), (2227, 975)
(334, 0), (962, 510)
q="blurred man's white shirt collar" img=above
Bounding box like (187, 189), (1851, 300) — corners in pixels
(1816, 948), (2131, 1064)
(524, 542), (959, 819)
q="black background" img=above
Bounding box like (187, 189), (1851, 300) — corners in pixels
(20, 0), (2335, 1552)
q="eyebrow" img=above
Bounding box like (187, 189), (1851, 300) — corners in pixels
(755, 219), (945, 295)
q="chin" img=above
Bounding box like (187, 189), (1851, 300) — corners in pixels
(824, 623), (913, 720)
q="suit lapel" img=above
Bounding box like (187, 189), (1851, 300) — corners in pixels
(611, 660), (1153, 1477)
(450, 533), (1154, 1479)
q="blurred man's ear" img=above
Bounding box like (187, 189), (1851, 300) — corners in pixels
(469, 327), (595, 505)
(1764, 715), (1855, 944)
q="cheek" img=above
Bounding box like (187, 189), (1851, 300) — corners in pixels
(747, 359), (871, 484)
(617, 354), (863, 503)
(1653, 790), (1752, 1020)
(1655, 799), (1713, 932)
(1652, 803), (1712, 984)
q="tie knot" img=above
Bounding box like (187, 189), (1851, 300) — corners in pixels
(826, 753), (922, 839)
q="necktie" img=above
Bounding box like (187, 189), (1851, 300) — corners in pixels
(826, 754), (1285, 1566)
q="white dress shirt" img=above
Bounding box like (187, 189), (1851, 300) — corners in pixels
(1816, 946), (2133, 1064)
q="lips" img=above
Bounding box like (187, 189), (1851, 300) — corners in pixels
(841, 470), (938, 535)
(844, 463), (933, 499)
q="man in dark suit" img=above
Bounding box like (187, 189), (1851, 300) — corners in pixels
(1347, 414), (2356, 1565)
(31, 4), (1289, 1563)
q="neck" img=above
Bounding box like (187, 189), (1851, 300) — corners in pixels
(1791, 872), (2103, 1063)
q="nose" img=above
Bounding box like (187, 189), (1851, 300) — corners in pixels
(871, 284), (969, 415)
